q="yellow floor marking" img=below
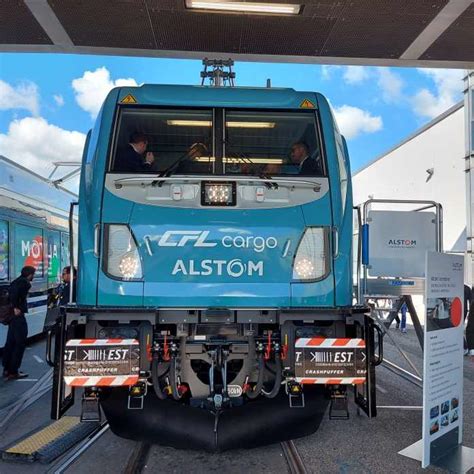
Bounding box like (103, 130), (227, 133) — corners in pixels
(6, 416), (80, 455)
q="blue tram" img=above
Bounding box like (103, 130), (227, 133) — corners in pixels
(0, 156), (71, 348)
(51, 85), (378, 449)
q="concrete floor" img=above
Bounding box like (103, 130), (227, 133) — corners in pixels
(0, 328), (473, 473)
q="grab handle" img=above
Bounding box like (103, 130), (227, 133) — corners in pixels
(46, 329), (55, 367)
(373, 324), (384, 366)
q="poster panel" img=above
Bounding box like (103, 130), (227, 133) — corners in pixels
(47, 230), (61, 286)
(368, 211), (437, 278)
(14, 224), (44, 277)
(60, 232), (70, 271)
(422, 252), (464, 468)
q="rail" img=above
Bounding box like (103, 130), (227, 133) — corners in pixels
(49, 422), (110, 474)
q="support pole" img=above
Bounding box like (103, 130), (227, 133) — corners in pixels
(404, 295), (424, 350)
(464, 71), (474, 287)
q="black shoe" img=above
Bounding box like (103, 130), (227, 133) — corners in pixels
(7, 371), (29, 380)
(2, 370), (9, 378)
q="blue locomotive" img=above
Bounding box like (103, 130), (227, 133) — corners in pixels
(51, 84), (377, 450)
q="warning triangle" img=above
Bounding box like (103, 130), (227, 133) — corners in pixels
(300, 99), (315, 109)
(120, 94), (137, 104)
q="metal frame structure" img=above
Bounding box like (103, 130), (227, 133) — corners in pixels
(464, 70), (474, 286)
(356, 198), (443, 303)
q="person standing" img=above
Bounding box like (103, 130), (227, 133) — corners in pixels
(57, 266), (77, 306)
(400, 301), (408, 334)
(466, 285), (474, 357)
(2, 265), (36, 380)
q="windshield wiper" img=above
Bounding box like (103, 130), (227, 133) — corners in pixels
(225, 151), (278, 190)
(153, 143), (210, 187)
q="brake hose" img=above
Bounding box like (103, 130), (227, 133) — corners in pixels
(262, 353), (282, 399)
(151, 357), (167, 400)
(169, 355), (183, 401)
(246, 353), (265, 399)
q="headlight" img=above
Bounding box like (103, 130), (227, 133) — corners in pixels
(293, 228), (328, 281)
(201, 181), (236, 206)
(106, 225), (143, 280)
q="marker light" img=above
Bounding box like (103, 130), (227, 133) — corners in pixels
(194, 157), (283, 164)
(227, 122), (275, 129)
(293, 228), (328, 281)
(185, 0), (301, 15)
(167, 120), (275, 128)
(201, 181), (236, 206)
(167, 120), (212, 127)
(106, 225), (142, 280)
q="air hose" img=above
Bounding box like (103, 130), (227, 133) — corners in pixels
(169, 355), (183, 401)
(151, 357), (167, 400)
(246, 353), (265, 399)
(262, 353), (282, 399)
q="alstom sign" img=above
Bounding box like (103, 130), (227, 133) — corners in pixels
(388, 239), (417, 248)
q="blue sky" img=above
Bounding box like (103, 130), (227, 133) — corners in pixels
(0, 53), (465, 188)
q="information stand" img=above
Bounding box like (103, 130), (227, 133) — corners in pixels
(399, 252), (474, 471)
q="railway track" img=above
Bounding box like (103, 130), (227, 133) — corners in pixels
(281, 440), (308, 474)
(50, 431), (308, 474)
(48, 422), (110, 474)
(121, 439), (308, 474)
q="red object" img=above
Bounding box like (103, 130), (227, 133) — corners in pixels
(163, 335), (170, 361)
(450, 297), (463, 327)
(264, 332), (272, 360)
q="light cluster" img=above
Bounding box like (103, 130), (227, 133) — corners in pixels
(206, 184), (231, 203)
(294, 258), (315, 279)
(119, 254), (140, 279)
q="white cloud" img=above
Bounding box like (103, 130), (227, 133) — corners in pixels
(377, 68), (404, 103)
(72, 67), (138, 118)
(321, 65), (342, 80)
(411, 68), (464, 119)
(0, 117), (86, 192)
(343, 66), (370, 85)
(0, 80), (40, 115)
(53, 94), (65, 107)
(333, 105), (383, 139)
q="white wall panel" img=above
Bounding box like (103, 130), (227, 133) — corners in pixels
(353, 106), (466, 253)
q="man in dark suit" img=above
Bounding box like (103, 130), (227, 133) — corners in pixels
(115, 132), (155, 172)
(3, 265), (35, 380)
(290, 142), (322, 176)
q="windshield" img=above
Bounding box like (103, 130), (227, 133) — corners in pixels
(110, 107), (325, 177)
(111, 108), (213, 174)
(224, 110), (324, 176)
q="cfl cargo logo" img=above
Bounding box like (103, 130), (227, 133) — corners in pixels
(388, 239), (417, 248)
(147, 230), (279, 253)
(156, 230), (216, 248)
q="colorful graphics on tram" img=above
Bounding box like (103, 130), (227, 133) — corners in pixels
(0, 220), (8, 280)
(14, 224), (44, 276)
(47, 231), (61, 285)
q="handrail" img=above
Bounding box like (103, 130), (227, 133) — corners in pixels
(69, 201), (78, 305)
(113, 175), (323, 189)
